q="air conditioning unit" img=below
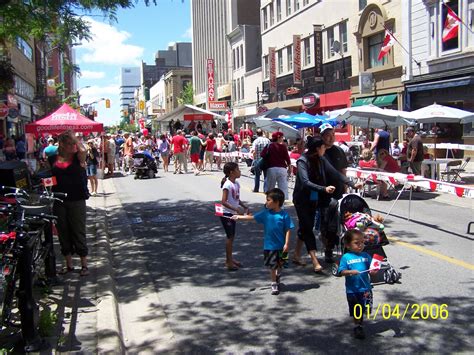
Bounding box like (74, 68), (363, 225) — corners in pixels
(359, 72), (373, 94)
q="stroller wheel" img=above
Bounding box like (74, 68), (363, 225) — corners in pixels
(392, 270), (401, 283)
(148, 170), (155, 179)
(384, 269), (393, 284)
(331, 262), (341, 277)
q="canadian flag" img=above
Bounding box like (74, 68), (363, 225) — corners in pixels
(42, 176), (57, 187)
(442, 7), (461, 42)
(225, 110), (232, 129)
(378, 30), (395, 61)
(215, 203), (224, 217)
(369, 254), (384, 271)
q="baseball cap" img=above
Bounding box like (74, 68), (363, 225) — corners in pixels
(404, 127), (415, 133)
(320, 123), (334, 135)
(272, 131), (284, 140)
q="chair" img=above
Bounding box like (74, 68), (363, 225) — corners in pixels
(440, 159), (466, 182)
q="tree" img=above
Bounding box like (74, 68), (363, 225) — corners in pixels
(177, 82), (194, 106)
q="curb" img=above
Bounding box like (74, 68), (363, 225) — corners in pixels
(95, 180), (125, 354)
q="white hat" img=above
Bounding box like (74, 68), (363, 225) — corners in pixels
(320, 123), (334, 135)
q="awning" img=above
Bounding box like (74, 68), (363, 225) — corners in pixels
(156, 104), (225, 122)
(406, 76), (474, 93)
(373, 94), (397, 107)
(351, 97), (374, 107)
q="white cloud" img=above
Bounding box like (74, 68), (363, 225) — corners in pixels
(80, 70), (105, 79)
(77, 17), (144, 66)
(182, 26), (192, 39)
(167, 41), (176, 48)
(79, 85), (120, 106)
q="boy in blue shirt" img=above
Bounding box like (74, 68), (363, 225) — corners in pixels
(338, 229), (376, 339)
(233, 188), (294, 295)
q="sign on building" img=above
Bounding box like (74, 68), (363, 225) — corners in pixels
(208, 101), (228, 111)
(207, 59), (215, 108)
(313, 25), (323, 81)
(269, 47), (277, 94)
(293, 35), (302, 85)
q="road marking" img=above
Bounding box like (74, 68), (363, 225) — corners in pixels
(388, 236), (474, 271)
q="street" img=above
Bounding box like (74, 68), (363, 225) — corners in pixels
(104, 163), (473, 353)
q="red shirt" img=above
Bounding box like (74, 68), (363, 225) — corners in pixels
(359, 160), (378, 169)
(205, 138), (216, 152)
(262, 142), (291, 168)
(382, 155), (400, 173)
(171, 135), (187, 154)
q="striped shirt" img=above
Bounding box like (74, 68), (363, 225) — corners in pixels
(251, 136), (271, 159)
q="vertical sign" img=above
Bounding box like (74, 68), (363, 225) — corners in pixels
(269, 47), (277, 94)
(46, 79), (56, 97)
(293, 35), (302, 85)
(207, 59), (215, 109)
(313, 25), (323, 81)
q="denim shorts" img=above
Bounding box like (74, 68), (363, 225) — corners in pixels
(86, 164), (97, 176)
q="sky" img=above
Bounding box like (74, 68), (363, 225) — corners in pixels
(75, 0), (191, 126)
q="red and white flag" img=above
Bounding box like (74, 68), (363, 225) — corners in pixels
(442, 6), (461, 42)
(215, 203), (224, 217)
(378, 30), (395, 61)
(369, 254), (384, 271)
(42, 176), (57, 187)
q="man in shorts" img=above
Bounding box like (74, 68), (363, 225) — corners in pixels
(406, 127), (423, 175)
(188, 131), (203, 175)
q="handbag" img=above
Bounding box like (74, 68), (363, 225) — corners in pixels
(258, 144), (271, 171)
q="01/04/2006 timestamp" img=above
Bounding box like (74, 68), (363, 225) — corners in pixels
(354, 303), (449, 321)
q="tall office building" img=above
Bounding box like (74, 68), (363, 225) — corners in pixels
(119, 67), (140, 111)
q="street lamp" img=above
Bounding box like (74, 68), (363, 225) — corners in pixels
(76, 85), (91, 106)
(256, 87), (269, 107)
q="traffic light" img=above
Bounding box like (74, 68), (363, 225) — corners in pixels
(139, 100), (145, 111)
(105, 99), (110, 108)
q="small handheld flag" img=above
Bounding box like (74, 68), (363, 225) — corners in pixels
(369, 254), (384, 271)
(42, 176), (57, 187)
(215, 203), (224, 217)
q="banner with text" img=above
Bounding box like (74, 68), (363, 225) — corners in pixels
(207, 58), (215, 109)
(293, 35), (302, 85)
(269, 47), (277, 94)
(313, 25), (323, 80)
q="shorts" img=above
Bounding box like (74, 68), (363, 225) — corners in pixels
(410, 161), (422, 175)
(263, 250), (283, 270)
(199, 149), (205, 160)
(220, 213), (236, 238)
(86, 164), (97, 176)
(347, 290), (373, 318)
(190, 153), (199, 163)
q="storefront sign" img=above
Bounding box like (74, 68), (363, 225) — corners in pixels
(47, 79), (56, 97)
(207, 59), (215, 104)
(313, 25), (324, 81)
(293, 35), (302, 85)
(183, 113), (214, 121)
(269, 47), (277, 94)
(286, 87), (300, 96)
(302, 93), (320, 109)
(0, 103), (8, 119)
(7, 94), (17, 108)
(208, 100), (228, 111)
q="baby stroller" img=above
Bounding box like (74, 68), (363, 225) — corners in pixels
(132, 152), (157, 179)
(331, 194), (401, 284)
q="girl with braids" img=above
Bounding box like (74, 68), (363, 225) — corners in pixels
(219, 162), (249, 271)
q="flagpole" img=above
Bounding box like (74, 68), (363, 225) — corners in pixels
(384, 26), (421, 67)
(443, 1), (474, 35)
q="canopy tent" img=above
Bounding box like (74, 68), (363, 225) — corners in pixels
(252, 115), (300, 140)
(401, 103), (474, 124)
(156, 104), (225, 122)
(272, 112), (337, 129)
(25, 103), (104, 135)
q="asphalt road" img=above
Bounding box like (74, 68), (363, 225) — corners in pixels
(109, 163), (473, 354)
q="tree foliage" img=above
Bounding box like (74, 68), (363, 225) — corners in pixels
(177, 82), (194, 106)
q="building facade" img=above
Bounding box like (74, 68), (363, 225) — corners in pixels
(164, 68), (193, 113)
(119, 67), (140, 116)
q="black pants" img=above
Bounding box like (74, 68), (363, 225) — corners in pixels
(54, 200), (88, 257)
(294, 201), (318, 252)
(320, 198), (340, 251)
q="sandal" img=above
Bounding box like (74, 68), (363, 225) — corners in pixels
(59, 266), (74, 275)
(314, 266), (324, 274)
(80, 266), (89, 276)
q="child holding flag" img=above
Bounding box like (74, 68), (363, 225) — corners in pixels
(233, 188), (294, 295)
(338, 229), (378, 339)
(218, 162), (249, 271)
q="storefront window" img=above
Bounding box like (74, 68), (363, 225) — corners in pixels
(287, 45), (293, 71)
(441, 0), (459, 52)
(368, 32), (387, 68)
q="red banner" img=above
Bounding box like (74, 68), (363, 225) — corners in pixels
(207, 59), (215, 105)
(269, 47), (277, 94)
(293, 35), (302, 85)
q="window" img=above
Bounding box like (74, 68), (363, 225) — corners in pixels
(441, 0), (459, 52)
(303, 0), (310, 5)
(264, 55), (269, 78)
(236, 47), (240, 68)
(240, 44), (244, 68)
(359, 0), (367, 11)
(294, 0), (300, 12)
(304, 38), (311, 65)
(16, 37), (33, 61)
(240, 77), (245, 100)
(276, 0), (282, 21)
(232, 80), (236, 100)
(277, 49), (283, 74)
(236, 79), (241, 101)
(368, 32), (388, 68)
(286, 0), (292, 16)
(232, 49), (236, 69)
(270, 3), (274, 26)
(327, 27), (335, 58)
(287, 45), (293, 71)
(262, 7), (268, 30)
(339, 22), (348, 53)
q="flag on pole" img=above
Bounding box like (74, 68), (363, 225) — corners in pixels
(215, 203), (224, 216)
(42, 176), (57, 187)
(442, 6), (461, 42)
(378, 30), (395, 61)
(369, 254), (384, 271)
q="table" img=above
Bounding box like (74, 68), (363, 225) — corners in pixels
(421, 158), (461, 180)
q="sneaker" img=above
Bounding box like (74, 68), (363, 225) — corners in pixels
(271, 282), (280, 295)
(354, 325), (365, 339)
